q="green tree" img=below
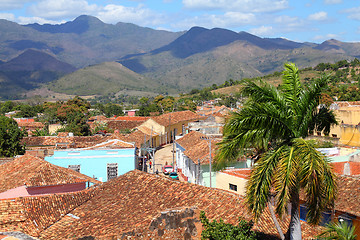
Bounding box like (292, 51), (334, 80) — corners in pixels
(216, 63), (337, 240)
(318, 221), (357, 240)
(0, 116), (26, 157)
(200, 211), (257, 240)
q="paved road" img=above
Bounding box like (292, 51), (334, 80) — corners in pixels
(148, 143), (176, 174)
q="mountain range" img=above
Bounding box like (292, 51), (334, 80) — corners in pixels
(1, 15), (360, 99)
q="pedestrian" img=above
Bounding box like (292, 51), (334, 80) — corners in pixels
(149, 160), (152, 169)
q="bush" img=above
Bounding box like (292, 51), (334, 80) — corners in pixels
(200, 211), (258, 240)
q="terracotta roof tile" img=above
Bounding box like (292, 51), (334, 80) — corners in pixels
(106, 120), (145, 131)
(0, 189), (96, 237)
(331, 161), (360, 176)
(107, 130), (151, 148)
(114, 116), (149, 121)
(0, 154), (100, 193)
(334, 175), (360, 217)
(39, 170), (321, 239)
(176, 131), (219, 164)
(17, 122), (44, 128)
(151, 111), (201, 127)
(221, 168), (252, 179)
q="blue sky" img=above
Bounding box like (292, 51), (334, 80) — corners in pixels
(0, 0), (359, 43)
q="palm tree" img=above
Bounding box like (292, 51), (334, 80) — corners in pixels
(216, 63), (337, 240)
(318, 221), (357, 240)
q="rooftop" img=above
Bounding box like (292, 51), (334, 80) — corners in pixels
(39, 170), (321, 239)
(0, 154), (100, 193)
(151, 110), (201, 127)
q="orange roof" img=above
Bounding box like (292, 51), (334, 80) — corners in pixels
(151, 110), (200, 126)
(114, 116), (149, 121)
(176, 131), (220, 164)
(221, 168), (252, 179)
(334, 175), (360, 217)
(0, 188), (95, 237)
(0, 154), (100, 192)
(331, 161), (360, 176)
(17, 122), (44, 128)
(38, 170), (321, 239)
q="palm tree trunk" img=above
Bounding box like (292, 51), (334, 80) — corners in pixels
(268, 202), (285, 240)
(289, 191), (302, 240)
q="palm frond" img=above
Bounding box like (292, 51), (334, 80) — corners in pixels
(273, 145), (299, 217)
(246, 145), (285, 220)
(293, 138), (337, 225)
(318, 221), (357, 240)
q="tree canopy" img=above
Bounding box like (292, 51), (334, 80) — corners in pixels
(216, 63), (338, 240)
(0, 115), (26, 157)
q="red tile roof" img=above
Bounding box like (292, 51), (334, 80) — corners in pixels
(331, 161), (360, 176)
(176, 131), (220, 164)
(151, 110), (201, 127)
(114, 116), (149, 121)
(334, 175), (360, 217)
(107, 130), (151, 148)
(221, 168), (252, 179)
(39, 170), (321, 239)
(0, 154), (100, 193)
(0, 188), (95, 237)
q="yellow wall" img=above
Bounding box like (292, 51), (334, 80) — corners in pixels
(321, 108), (360, 147)
(215, 172), (247, 196)
(49, 124), (62, 134)
(339, 125), (360, 146)
(141, 119), (165, 134)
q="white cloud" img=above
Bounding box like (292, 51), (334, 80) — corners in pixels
(28, 0), (99, 20)
(324, 0), (342, 4)
(96, 4), (165, 25)
(308, 11), (328, 21)
(342, 7), (360, 21)
(0, 13), (16, 21)
(0, 0), (32, 10)
(171, 11), (256, 30)
(249, 26), (273, 36)
(313, 33), (338, 41)
(182, 0), (288, 13)
(17, 16), (64, 25)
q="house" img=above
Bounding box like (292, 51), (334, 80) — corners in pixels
(45, 138), (137, 182)
(188, 115), (224, 137)
(0, 154), (100, 200)
(215, 164), (360, 237)
(13, 118), (45, 136)
(137, 110), (202, 147)
(87, 115), (148, 133)
(36, 170), (321, 239)
(318, 101), (360, 146)
(175, 131), (249, 187)
(216, 168), (252, 195)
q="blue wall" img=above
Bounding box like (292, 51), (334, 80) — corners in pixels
(45, 148), (136, 182)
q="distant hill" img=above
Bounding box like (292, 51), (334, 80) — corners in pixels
(48, 62), (164, 96)
(2, 16), (360, 100)
(0, 49), (76, 98)
(118, 27), (351, 92)
(0, 49), (76, 72)
(0, 15), (183, 68)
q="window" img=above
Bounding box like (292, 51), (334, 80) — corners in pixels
(229, 183), (237, 192)
(107, 163), (118, 180)
(300, 204), (308, 221)
(68, 164), (80, 172)
(338, 214), (355, 228)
